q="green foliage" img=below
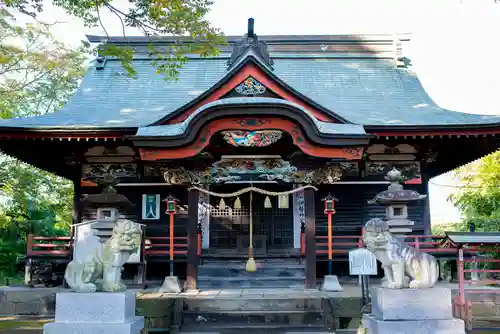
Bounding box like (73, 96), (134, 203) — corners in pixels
(449, 151), (500, 276)
(0, 10), (83, 279)
(431, 222), (466, 236)
(4, 0), (226, 80)
(0, 158), (74, 277)
(0, 8), (89, 118)
(449, 150), (500, 232)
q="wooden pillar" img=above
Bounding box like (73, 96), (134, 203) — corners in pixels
(70, 177), (82, 262)
(304, 188), (316, 289)
(185, 188), (199, 290)
(72, 178), (82, 226)
(421, 167), (432, 236)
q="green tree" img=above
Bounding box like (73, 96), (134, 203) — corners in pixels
(0, 9), (85, 281)
(3, 0), (226, 80)
(0, 8), (88, 118)
(450, 150), (500, 231)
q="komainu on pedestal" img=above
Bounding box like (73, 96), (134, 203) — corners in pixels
(362, 218), (439, 289)
(64, 219), (142, 292)
(360, 218), (465, 334)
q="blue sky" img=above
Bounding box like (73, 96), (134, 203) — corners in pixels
(20, 0), (500, 225)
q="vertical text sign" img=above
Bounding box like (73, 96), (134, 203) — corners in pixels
(349, 248), (378, 276)
(142, 194), (160, 220)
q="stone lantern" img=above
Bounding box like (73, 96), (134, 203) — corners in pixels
(368, 168), (427, 236)
(73, 175), (137, 265)
(79, 175), (135, 242)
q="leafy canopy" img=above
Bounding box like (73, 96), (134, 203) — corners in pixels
(0, 9), (84, 280)
(3, 0), (226, 80)
(0, 8), (88, 118)
(449, 150), (500, 232)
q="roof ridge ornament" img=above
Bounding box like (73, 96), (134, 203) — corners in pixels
(227, 18), (274, 70)
(392, 34), (411, 68)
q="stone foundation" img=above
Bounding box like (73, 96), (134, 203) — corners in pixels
(3, 285), (500, 331)
(42, 291), (144, 334)
(363, 287), (465, 334)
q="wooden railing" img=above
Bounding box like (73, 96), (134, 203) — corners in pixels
(454, 248), (500, 331)
(143, 233), (203, 258)
(144, 236), (188, 256)
(26, 234), (73, 257)
(316, 234), (364, 255)
(299, 233), (460, 256)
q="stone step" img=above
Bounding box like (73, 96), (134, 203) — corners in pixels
(197, 277), (305, 289)
(199, 262), (304, 268)
(198, 267), (305, 278)
(183, 310), (324, 326)
(184, 297), (323, 312)
(179, 324), (331, 333)
(201, 259), (302, 265)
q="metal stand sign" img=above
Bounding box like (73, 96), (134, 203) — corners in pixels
(349, 248), (377, 306)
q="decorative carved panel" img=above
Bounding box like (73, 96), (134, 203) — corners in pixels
(82, 164), (137, 180)
(366, 144), (417, 154)
(151, 158), (360, 185)
(367, 144), (418, 162)
(84, 146), (136, 163)
(221, 130), (282, 147)
(365, 161), (421, 181)
(235, 77), (267, 96)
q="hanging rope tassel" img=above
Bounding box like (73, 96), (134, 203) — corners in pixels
(234, 196), (241, 210)
(264, 196), (272, 208)
(219, 198), (226, 210)
(279, 194), (288, 209)
(246, 191), (256, 272)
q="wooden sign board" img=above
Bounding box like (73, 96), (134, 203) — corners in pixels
(142, 194), (160, 220)
(349, 248), (378, 276)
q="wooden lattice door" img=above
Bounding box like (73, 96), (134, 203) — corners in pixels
(209, 185), (294, 252)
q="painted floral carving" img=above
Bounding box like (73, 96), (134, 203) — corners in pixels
(222, 130), (282, 147)
(235, 77), (266, 95)
(82, 164), (137, 180)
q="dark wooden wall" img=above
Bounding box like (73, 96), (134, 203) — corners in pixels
(81, 185), (190, 239)
(81, 182), (427, 245)
(315, 183), (426, 237)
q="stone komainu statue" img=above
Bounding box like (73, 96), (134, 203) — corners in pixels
(362, 218), (439, 289)
(65, 219), (142, 292)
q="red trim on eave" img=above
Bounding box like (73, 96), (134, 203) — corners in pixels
(166, 62), (336, 124)
(139, 117), (364, 160)
(371, 129), (500, 137)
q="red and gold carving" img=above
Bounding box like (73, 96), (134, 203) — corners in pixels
(139, 117), (364, 160)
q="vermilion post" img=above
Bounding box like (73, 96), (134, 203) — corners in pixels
(327, 212), (333, 275)
(323, 194), (336, 276)
(458, 248), (465, 305)
(169, 212), (175, 276)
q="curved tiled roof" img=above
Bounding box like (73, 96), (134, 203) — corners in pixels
(0, 54), (498, 129)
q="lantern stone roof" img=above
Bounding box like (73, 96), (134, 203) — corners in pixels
(0, 30), (499, 132)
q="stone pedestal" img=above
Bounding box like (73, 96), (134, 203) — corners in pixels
(43, 291), (144, 334)
(320, 275), (343, 292)
(363, 287), (465, 334)
(158, 276), (182, 293)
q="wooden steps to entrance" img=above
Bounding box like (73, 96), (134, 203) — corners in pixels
(197, 258), (305, 289)
(180, 292), (333, 333)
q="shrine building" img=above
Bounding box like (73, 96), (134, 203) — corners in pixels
(1, 19), (499, 289)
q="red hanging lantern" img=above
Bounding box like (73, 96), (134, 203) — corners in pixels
(322, 194), (337, 214)
(163, 195), (178, 214)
